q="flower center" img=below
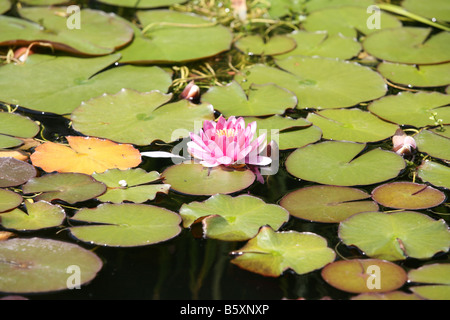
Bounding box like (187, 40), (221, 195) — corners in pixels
(216, 129), (238, 137)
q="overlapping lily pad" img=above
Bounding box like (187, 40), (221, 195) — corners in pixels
(408, 263), (450, 300)
(69, 203), (181, 247)
(306, 108), (399, 143)
(371, 182), (446, 210)
(415, 127), (450, 161)
(285, 141), (405, 186)
(0, 7), (133, 56)
(71, 89), (214, 145)
(339, 211), (450, 261)
(0, 201), (66, 231)
(417, 160), (450, 189)
(321, 259), (407, 293)
(92, 168), (170, 203)
(378, 62), (450, 88)
(0, 237), (103, 293)
(280, 185), (378, 223)
(201, 81), (297, 117)
(0, 54), (172, 115)
(96, 0), (187, 8)
(117, 10), (233, 63)
(0, 157), (37, 188)
(162, 163), (255, 196)
(230, 226), (336, 277)
(0, 189), (22, 213)
(235, 56), (387, 109)
(363, 27), (450, 64)
(179, 194), (289, 241)
(0, 113), (39, 149)
(368, 91), (450, 127)
(303, 6), (402, 38)
(234, 35), (296, 56)
(22, 173), (106, 204)
(276, 31), (361, 60)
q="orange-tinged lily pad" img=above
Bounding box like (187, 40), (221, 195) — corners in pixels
(30, 136), (141, 175)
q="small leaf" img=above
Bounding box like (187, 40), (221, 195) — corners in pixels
(0, 189), (23, 213)
(0, 157), (37, 188)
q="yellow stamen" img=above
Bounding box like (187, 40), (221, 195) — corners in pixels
(216, 129), (237, 137)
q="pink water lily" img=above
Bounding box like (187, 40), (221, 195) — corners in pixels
(187, 116), (272, 170)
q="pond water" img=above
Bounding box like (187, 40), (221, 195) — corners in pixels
(0, 0), (449, 301)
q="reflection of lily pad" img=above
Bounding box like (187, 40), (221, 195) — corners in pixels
(0, 54), (173, 115)
(0, 189), (22, 213)
(368, 91), (450, 127)
(285, 141), (405, 186)
(22, 173), (107, 204)
(306, 108), (399, 143)
(276, 31), (361, 60)
(117, 10), (233, 63)
(92, 168), (170, 203)
(417, 160), (450, 189)
(0, 201), (65, 231)
(371, 182), (446, 210)
(234, 35), (296, 56)
(321, 259), (407, 293)
(69, 203), (181, 247)
(230, 226), (336, 277)
(378, 62), (450, 88)
(280, 185), (378, 223)
(179, 194), (289, 241)
(363, 27), (450, 64)
(408, 263), (450, 300)
(0, 237), (103, 293)
(415, 127), (450, 161)
(96, 0), (187, 8)
(0, 113), (39, 149)
(236, 56), (386, 109)
(339, 211), (450, 261)
(71, 89), (214, 145)
(201, 81), (297, 117)
(0, 158), (37, 188)
(162, 163), (255, 196)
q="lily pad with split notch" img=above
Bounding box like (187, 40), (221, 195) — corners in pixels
(417, 160), (450, 189)
(339, 211), (450, 261)
(69, 203), (181, 247)
(0, 157), (37, 188)
(179, 194), (289, 241)
(415, 126), (450, 161)
(234, 34), (296, 56)
(321, 259), (407, 293)
(280, 185), (379, 223)
(0, 237), (103, 293)
(0, 189), (22, 213)
(230, 226), (336, 277)
(371, 182), (446, 210)
(162, 163), (255, 196)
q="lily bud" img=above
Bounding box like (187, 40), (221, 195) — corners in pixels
(231, 0), (247, 22)
(180, 81), (200, 102)
(14, 47), (34, 62)
(392, 129), (416, 156)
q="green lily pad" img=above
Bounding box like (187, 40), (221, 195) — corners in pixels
(378, 62), (450, 88)
(371, 182), (446, 210)
(303, 6), (402, 38)
(276, 31), (361, 60)
(352, 291), (422, 300)
(162, 163), (255, 196)
(363, 27), (450, 64)
(230, 226), (336, 277)
(321, 259), (407, 293)
(19, 0), (70, 4)
(22, 173), (107, 204)
(409, 285), (450, 300)
(0, 136), (23, 150)
(0, 8), (133, 56)
(69, 203), (181, 247)
(0, 200), (65, 231)
(304, 0), (376, 13)
(0, 112), (40, 149)
(235, 56), (387, 109)
(417, 160), (450, 189)
(234, 35), (296, 56)
(0, 0), (10, 14)
(402, 0), (450, 22)
(71, 89), (214, 146)
(368, 91), (450, 127)
(0, 54), (173, 115)
(280, 185), (379, 223)
(0, 158), (37, 188)
(408, 263), (450, 285)
(306, 108), (399, 143)
(415, 127), (450, 161)
(263, 0), (304, 18)
(285, 141), (406, 186)
(0, 237), (102, 293)
(96, 0), (187, 8)
(201, 81), (297, 117)
(92, 168), (170, 203)
(0, 189), (22, 213)
(179, 194), (289, 241)
(117, 10), (233, 63)
(339, 211), (450, 261)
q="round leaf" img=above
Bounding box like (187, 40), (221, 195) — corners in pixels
(0, 112), (39, 139)
(339, 211), (450, 261)
(408, 263), (450, 285)
(69, 203), (181, 247)
(409, 285), (450, 300)
(0, 237), (103, 293)
(417, 160), (450, 189)
(0, 158), (37, 188)
(402, 0), (450, 22)
(96, 0), (187, 8)
(179, 194), (289, 241)
(285, 141), (406, 186)
(0, 189), (22, 213)
(415, 127), (450, 161)
(280, 185), (378, 223)
(234, 35), (296, 56)
(0, 0), (10, 14)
